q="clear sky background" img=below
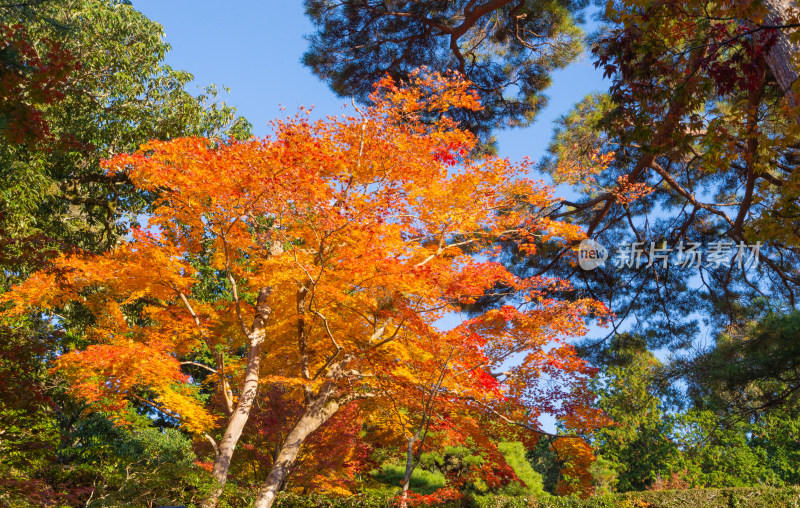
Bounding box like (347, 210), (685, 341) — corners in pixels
(132, 1), (608, 171)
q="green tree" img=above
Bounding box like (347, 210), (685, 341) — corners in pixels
(497, 441), (546, 497)
(0, 1), (250, 504)
(526, 436), (561, 495)
(303, 0), (587, 145)
(685, 310), (800, 414)
(672, 410), (780, 488)
(1, 409), (211, 507)
(527, 0), (800, 350)
(591, 334), (683, 492)
(0, 0), (251, 273)
(591, 327), (800, 491)
(671, 310), (800, 488)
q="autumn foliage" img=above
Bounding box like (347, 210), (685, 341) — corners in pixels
(0, 23), (76, 146)
(3, 70), (607, 506)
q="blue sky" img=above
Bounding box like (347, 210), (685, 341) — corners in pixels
(132, 1), (608, 170)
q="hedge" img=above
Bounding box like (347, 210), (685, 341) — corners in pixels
(267, 487), (800, 508)
(270, 493), (396, 508)
(484, 487), (800, 508)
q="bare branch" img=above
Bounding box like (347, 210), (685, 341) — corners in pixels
(181, 361), (218, 375)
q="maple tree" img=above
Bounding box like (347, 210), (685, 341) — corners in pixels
(222, 385), (372, 495)
(303, 0), (800, 396)
(3, 70), (607, 507)
(552, 437), (595, 497)
(517, 2), (800, 490)
(5, 1), (800, 506)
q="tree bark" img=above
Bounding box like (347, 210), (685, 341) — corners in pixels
(253, 382), (344, 508)
(761, 0), (800, 120)
(202, 287), (273, 508)
(399, 434), (417, 508)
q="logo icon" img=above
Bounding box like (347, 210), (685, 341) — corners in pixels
(578, 239), (608, 271)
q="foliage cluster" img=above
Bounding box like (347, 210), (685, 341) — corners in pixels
(2, 0), (800, 507)
(269, 486), (800, 508)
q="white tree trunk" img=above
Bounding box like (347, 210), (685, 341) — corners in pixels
(202, 288), (273, 508)
(399, 435), (417, 508)
(253, 384), (344, 508)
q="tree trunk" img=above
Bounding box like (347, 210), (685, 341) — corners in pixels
(761, 0), (800, 120)
(253, 384), (343, 508)
(399, 435), (417, 508)
(202, 288), (273, 508)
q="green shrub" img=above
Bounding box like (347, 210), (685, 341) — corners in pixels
(26, 484), (786, 508)
(372, 462), (448, 495)
(470, 493), (532, 508)
(497, 442), (546, 497)
(272, 492), (395, 507)
(264, 487), (800, 508)
(529, 487), (800, 508)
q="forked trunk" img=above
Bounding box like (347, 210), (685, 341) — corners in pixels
(253, 385), (343, 508)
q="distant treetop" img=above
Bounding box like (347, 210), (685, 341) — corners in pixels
(303, 0), (589, 147)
